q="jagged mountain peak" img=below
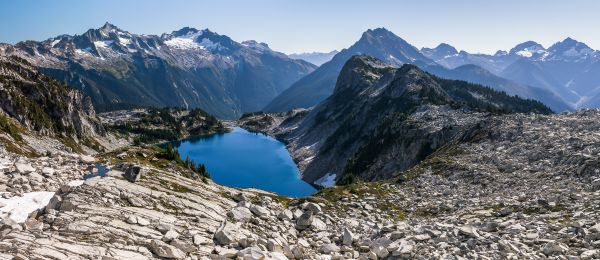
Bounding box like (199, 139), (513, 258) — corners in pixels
(348, 28), (431, 66)
(334, 55), (394, 93)
(98, 22), (121, 33)
(335, 55), (447, 102)
(549, 37), (592, 51)
(170, 26), (202, 37)
(358, 28), (409, 46)
(547, 37), (595, 60)
(362, 27), (393, 37)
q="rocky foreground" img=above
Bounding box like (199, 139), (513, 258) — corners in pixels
(0, 110), (598, 259)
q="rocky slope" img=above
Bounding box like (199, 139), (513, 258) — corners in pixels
(0, 108), (599, 259)
(245, 55), (552, 186)
(0, 55), (109, 155)
(0, 23), (316, 118)
(264, 28), (568, 113)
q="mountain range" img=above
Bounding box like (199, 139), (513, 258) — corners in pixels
(2, 24), (599, 118)
(421, 38), (600, 108)
(0, 23), (316, 118)
(288, 50), (339, 66)
(265, 28), (570, 113)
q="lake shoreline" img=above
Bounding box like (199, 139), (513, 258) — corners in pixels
(168, 127), (316, 197)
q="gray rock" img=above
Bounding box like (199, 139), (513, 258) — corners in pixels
(228, 206), (253, 222)
(123, 165), (142, 183)
(214, 221), (238, 245)
(277, 209), (293, 220)
(296, 211), (313, 230)
(250, 204), (270, 218)
(237, 247), (266, 260)
(319, 243), (340, 254)
(303, 202), (322, 214)
(169, 240), (196, 253)
(342, 227), (354, 246)
(543, 241), (569, 256)
(233, 192), (248, 202)
(458, 225), (480, 238)
(149, 239), (186, 259)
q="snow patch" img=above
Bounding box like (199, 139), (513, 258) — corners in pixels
(51, 39), (60, 47)
(75, 47), (94, 56)
(94, 40), (114, 49)
(315, 173), (336, 188)
(118, 37), (131, 46)
(164, 30), (221, 50)
(515, 50), (533, 58)
(198, 38), (222, 51)
(0, 191), (55, 223)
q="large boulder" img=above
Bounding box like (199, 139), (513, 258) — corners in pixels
(15, 163), (35, 174)
(303, 202), (322, 214)
(237, 247), (266, 260)
(250, 205), (270, 218)
(342, 227), (354, 246)
(123, 165), (143, 183)
(543, 241), (569, 256)
(214, 221), (239, 245)
(228, 207), (253, 222)
(149, 239), (186, 259)
(296, 211), (314, 230)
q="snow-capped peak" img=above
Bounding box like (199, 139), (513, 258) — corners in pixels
(164, 28), (226, 51)
(509, 41), (548, 59)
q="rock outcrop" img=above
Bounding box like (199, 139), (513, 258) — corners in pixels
(0, 56), (104, 140)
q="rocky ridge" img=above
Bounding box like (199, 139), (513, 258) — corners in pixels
(244, 55), (553, 185)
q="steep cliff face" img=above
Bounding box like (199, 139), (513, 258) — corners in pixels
(0, 56), (104, 141)
(242, 55), (552, 185)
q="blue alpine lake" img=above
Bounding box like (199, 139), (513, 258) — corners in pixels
(171, 127), (316, 197)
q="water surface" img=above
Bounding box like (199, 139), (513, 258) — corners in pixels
(172, 127), (316, 197)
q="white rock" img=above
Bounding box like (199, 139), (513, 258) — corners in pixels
(41, 167), (55, 176)
(15, 163), (35, 174)
(163, 229), (179, 242)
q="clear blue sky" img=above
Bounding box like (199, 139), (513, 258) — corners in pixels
(1, 0), (599, 54)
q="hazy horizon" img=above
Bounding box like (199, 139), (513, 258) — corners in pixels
(1, 0), (599, 54)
